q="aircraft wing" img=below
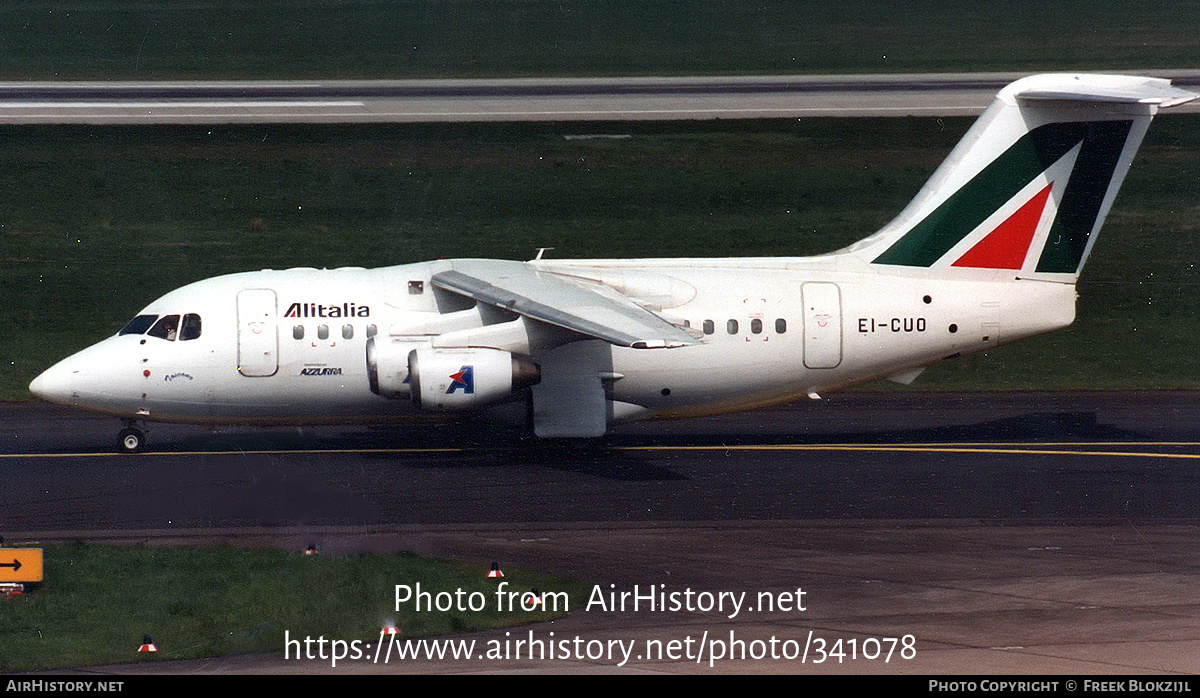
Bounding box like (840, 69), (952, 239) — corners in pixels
(431, 260), (699, 349)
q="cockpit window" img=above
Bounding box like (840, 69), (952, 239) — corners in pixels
(119, 314), (158, 336)
(120, 312), (201, 341)
(146, 314), (181, 341)
(180, 313), (202, 341)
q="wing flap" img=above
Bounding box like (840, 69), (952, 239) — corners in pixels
(431, 260), (699, 349)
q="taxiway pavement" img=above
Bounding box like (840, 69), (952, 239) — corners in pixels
(4, 392), (1200, 674)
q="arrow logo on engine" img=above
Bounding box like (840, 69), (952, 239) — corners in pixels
(446, 366), (474, 395)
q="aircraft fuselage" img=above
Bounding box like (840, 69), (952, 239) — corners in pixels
(31, 256), (1075, 427)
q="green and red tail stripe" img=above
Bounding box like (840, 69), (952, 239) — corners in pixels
(951, 183), (1053, 270)
(871, 119), (1134, 274)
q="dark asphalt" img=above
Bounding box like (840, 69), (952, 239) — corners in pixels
(5, 392), (1200, 532)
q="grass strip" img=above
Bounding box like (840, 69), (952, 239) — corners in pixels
(0, 541), (585, 671)
(1, 1), (1199, 80)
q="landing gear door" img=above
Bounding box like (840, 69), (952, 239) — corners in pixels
(803, 282), (842, 369)
(237, 289), (279, 377)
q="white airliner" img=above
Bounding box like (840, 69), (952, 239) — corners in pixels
(29, 74), (1198, 452)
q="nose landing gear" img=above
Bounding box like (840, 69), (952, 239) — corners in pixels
(118, 422), (146, 453)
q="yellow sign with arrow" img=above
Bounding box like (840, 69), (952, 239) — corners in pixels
(0, 549), (43, 583)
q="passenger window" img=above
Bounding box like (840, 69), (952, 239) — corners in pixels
(180, 314), (202, 341)
(146, 314), (180, 341)
(342, 324), (353, 340)
(318, 324), (329, 340)
(727, 319), (738, 335)
(751, 319), (763, 334)
(293, 325), (305, 340)
(119, 314), (158, 336)
(703, 320), (714, 335)
(776, 318), (787, 333)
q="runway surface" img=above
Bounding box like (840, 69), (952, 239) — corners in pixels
(5, 392), (1200, 674)
(2, 72), (1199, 124)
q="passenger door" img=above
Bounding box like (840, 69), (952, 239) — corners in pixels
(802, 282), (842, 369)
(237, 289), (279, 377)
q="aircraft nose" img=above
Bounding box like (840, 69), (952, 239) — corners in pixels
(29, 357), (74, 405)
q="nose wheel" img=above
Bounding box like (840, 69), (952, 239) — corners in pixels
(118, 426), (146, 453)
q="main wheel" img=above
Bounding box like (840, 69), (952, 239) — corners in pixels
(118, 427), (145, 453)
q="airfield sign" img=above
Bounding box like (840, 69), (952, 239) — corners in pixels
(0, 548), (44, 583)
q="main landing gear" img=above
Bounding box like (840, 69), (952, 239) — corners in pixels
(118, 421), (146, 453)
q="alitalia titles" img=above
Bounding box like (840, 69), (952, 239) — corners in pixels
(284, 302), (370, 318)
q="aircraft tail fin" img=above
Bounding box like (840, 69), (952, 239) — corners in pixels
(845, 74), (1197, 282)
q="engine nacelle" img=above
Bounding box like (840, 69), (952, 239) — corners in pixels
(408, 346), (540, 411)
(366, 336), (424, 399)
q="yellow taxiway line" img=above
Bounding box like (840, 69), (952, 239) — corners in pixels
(5, 442), (1200, 460)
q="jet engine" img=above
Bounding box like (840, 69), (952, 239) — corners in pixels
(408, 345), (540, 411)
(365, 336), (423, 399)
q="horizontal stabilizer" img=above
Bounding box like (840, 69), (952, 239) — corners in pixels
(1015, 76), (1198, 107)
